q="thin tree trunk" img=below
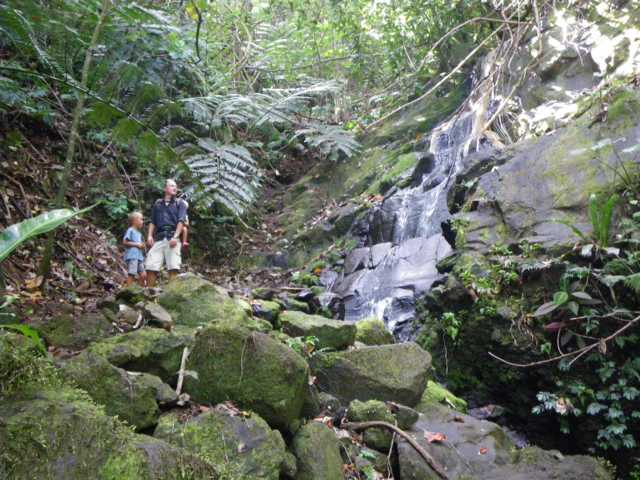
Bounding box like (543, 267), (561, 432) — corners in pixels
(38, 0), (112, 280)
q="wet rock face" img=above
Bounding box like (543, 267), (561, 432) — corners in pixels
(399, 402), (613, 480)
(332, 234), (453, 338)
(455, 120), (640, 252)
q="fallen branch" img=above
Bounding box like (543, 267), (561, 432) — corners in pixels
(175, 346), (191, 396)
(489, 314), (640, 368)
(342, 421), (449, 479)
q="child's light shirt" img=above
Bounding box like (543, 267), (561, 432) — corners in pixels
(123, 227), (145, 261)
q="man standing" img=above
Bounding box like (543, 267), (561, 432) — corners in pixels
(145, 179), (188, 287)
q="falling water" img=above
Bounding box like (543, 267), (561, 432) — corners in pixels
(330, 89), (493, 339)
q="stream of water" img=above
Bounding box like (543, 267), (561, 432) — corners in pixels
(330, 91), (492, 339)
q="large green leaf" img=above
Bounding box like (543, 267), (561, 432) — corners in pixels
(0, 206), (93, 263)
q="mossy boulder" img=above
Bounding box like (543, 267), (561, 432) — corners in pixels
(398, 402), (612, 480)
(0, 388), (215, 480)
(30, 310), (113, 350)
(251, 300), (282, 326)
(280, 311), (356, 350)
(310, 342), (431, 406)
(154, 407), (286, 479)
(60, 352), (175, 430)
(346, 400), (394, 451)
(291, 421), (344, 480)
(158, 273), (248, 327)
(87, 326), (195, 384)
(417, 380), (468, 413)
(354, 318), (394, 345)
(185, 322), (309, 431)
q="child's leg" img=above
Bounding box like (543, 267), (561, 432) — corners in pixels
(125, 260), (137, 286)
(138, 262), (147, 287)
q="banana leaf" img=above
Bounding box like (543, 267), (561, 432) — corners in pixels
(0, 206), (94, 263)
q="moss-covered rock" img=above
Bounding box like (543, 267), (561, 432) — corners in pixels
(346, 400), (394, 451)
(59, 351), (175, 430)
(354, 318), (395, 345)
(291, 421), (344, 480)
(87, 326), (195, 384)
(30, 310), (113, 350)
(158, 274), (249, 327)
(310, 342), (431, 406)
(0, 388), (215, 480)
(398, 402), (612, 480)
(252, 300), (282, 326)
(280, 311), (356, 350)
(154, 408), (286, 479)
(185, 322), (309, 431)
(417, 380), (468, 413)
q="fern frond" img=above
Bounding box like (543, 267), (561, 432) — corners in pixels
(183, 140), (261, 215)
(292, 123), (361, 161)
(624, 273), (640, 294)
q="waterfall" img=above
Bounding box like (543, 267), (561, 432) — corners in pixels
(331, 82), (494, 339)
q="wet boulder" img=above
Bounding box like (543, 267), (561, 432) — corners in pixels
(398, 403), (612, 480)
(185, 322), (309, 431)
(0, 387), (215, 480)
(354, 318), (395, 345)
(158, 273), (248, 327)
(291, 421), (344, 480)
(87, 325), (195, 384)
(141, 302), (173, 331)
(310, 342), (431, 407)
(154, 407), (286, 479)
(59, 351), (176, 430)
(280, 310), (356, 350)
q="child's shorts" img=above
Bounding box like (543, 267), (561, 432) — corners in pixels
(126, 259), (146, 276)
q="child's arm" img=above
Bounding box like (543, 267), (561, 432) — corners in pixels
(123, 239), (144, 249)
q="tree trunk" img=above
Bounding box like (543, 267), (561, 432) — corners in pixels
(38, 0), (112, 280)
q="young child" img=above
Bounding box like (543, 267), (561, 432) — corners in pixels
(123, 211), (147, 287)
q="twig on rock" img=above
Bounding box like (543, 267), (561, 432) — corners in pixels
(175, 346), (191, 396)
(341, 420), (449, 479)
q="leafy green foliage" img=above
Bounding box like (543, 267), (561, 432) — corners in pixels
(560, 193), (620, 255)
(0, 207), (93, 262)
(286, 335), (321, 358)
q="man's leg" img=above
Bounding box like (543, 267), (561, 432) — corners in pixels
(166, 239), (182, 282)
(145, 240), (164, 288)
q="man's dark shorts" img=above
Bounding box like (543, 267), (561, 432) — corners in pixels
(127, 259), (145, 277)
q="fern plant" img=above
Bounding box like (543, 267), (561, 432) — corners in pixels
(560, 193), (620, 256)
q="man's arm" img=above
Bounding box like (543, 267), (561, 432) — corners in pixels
(169, 222), (183, 248)
(147, 223), (156, 247)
